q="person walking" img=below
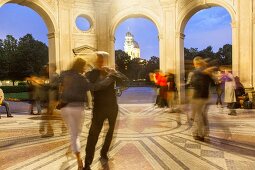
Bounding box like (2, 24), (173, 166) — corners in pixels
(190, 56), (215, 141)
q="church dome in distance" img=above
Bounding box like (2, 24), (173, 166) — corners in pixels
(126, 32), (133, 37)
(134, 41), (139, 48)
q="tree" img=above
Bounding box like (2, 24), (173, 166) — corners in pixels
(146, 56), (159, 73)
(137, 59), (147, 80)
(115, 50), (159, 81)
(115, 50), (131, 76)
(128, 58), (142, 80)
(216, 44), (232, 65)
(184, 47), (199, 60)
(0, 39), (8, 80)
(16, 34), (48, 78)
(2, 35), (18, 83)
(0, 34), (48, 83)
(200, 46), (215, 59)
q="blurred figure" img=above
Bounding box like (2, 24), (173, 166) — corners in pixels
(157, 71), (168, 108)
(59, 57), (115, 170)
(41, 64), (67, 137)
(26, 66), (52, 136)
(0, 88), (13, 118)
(37, 65), (55, 138)
(222, 70), (237, 115)
(185, 71), (195, 123)
(27, 75), (43, 115)
(190, 56), (215, 141)
(85, 64), (94, 110)
(86, 91), (93, 110)
(234, 76), (246, 108)
(152, 70), (161, 107)
(84, 52), (128, 170)
(214, 70), (224, 108)
(27, 79), (38, 115)
(166, 70), (177, 112)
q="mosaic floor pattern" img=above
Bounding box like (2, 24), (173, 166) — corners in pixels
(0, 104), (255, 170)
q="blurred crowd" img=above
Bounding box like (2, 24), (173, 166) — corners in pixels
(150, 55), (250, 141)
(1, 51), (251, 169)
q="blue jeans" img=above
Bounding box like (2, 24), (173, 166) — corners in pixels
(1, 101), (12, 116)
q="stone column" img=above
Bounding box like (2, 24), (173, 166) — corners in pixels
(58, 2), (73, 70)
(160, 2), (176, 73)
(231, 21), (239, 77)
(94, 2), (111, 66)
(253, 4), (255, 89)
(238, 0), (253, 88)
(161, 2), (186, 103)
(47, 32), (60, 72)
(175, 32), (185, 104)
(109, 35), (116, 68)
(158, 33), (165, 71)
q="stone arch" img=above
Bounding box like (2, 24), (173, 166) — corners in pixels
(109, 7), (161, 38)
(177, 0), (236, 33)
(108, 7), (161, 67)
(0, 0), (59, 70)
(175, 0), (237, 103)
(0, 0), (57, 33)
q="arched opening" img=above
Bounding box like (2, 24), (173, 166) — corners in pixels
(0, 0), (58, 72)
(184, 6), (232, 77)
(109, 9), (161, 66)
(113, 17), (159, 104)
(183, 6), (232, 103)
(0, 3), (57, 85)
(177, 3), (236, 103)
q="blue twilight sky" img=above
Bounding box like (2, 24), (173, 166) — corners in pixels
(0, 4), (231, 60)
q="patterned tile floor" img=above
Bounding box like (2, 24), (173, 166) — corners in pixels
(0, 103), (255, 170)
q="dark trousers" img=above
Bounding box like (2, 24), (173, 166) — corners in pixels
(216, 85), (223, 105)
(1, 101), (12, 117)
(159, 86), (168, 108)
(85, 107), (118, 166)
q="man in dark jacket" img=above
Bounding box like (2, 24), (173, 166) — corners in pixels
(84, 52), (128, 170)
(190, 56), (215, 141)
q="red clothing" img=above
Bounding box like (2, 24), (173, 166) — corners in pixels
(158, 75), (167, 87)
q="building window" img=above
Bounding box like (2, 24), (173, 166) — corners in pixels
(75, 15), (91, 31)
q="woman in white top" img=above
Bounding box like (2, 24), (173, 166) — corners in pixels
(223, 70), (236, 115)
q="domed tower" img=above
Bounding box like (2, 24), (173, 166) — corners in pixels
(133, 41), (140, 59)
(124, 32), (140, 59)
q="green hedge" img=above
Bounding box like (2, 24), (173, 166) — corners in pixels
(4, 92), (30, 101)
(0, 85), (30, 93)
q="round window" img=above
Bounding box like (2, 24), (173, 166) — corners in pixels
(75, 16), (91, 31)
